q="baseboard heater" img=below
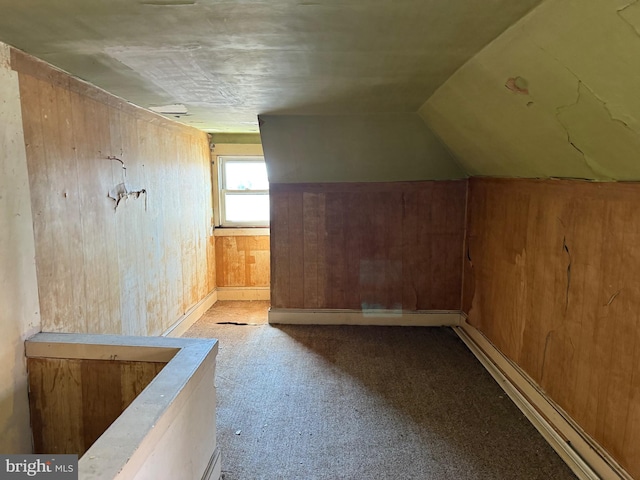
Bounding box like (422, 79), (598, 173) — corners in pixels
(454, 321), (632, 480)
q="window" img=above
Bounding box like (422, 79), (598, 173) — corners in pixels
(218, 156), (269, 227)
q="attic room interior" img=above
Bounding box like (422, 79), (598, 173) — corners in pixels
(1, 0), (639, 478)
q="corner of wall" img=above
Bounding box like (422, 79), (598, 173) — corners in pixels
(0, 41), (42, 453)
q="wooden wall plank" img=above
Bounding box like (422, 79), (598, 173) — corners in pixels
(316, 194), (327, 308)
(20, 75), (88, 332)
(28, 358), (84, 454)
(288, 192), (305, 308)
(87, 96), (122, 334)
(195, 140), (212, 301)
(28, 358), (166, 456)
(110, 108), (148, 335)
(81, 360), (123, 451)
(464, 178), (640, 478)
(270, 192), (290, 308)
(207, 235), (217, 293)
(401, 190), (419, 310)
(270, 180), (467, 311)
(135, 119), (164, 335)
(16, 48), (214, 336)
(214, 236), (270, 287)
(344, 192), (364, 309)
(303, 193), (320, 308)
(383, 191), (404, 309)
(162, 131), (184, 322)
(71, 92), (119, 334)
(120, 362), (165, 411)
(325, 192), (348, 308)
(219, 237), (242, 286)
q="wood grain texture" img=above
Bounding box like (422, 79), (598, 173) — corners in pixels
(215, 236), (270, 287)
(14, 48), (215, 335)
(463, 177), (640, 478)
(270, 181), (467, 310)
(28, 357), (165, 456)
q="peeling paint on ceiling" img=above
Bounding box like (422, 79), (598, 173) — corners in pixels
(420, 0), (640, 181)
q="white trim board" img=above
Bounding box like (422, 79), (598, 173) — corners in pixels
(268, 308), (463, 326)
(217, 286), (270, 301)
(202, 446), (222, 480)
(163, 289), (218, 338)
(455, 320), (631, 480)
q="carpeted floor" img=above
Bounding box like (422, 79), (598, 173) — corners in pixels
(184, 301), (576, 480)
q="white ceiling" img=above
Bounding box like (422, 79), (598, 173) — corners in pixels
(0, 0), (541, 132)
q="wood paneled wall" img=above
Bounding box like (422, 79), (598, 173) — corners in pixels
(215, 235), (270, 287)
(12, 48), (216, 336)
(464, 178), (640, 478)
(270, 181), (467, 310)
(28, 357), (166, 456)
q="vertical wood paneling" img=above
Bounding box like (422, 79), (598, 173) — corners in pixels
(21, 77), (88, 332)
(288, 192), (305, 308)
(214, 236), (270, 287)
(207, 235), (217, 294)
(271, 192), (290, 307)
(195, 141), (212, 302)
(464, 178), (640, 478)
(137, 119), (166, 335)
(303, 193), (320, 308)
(161, 130), (182, 322)
(270, 181), (467, 311)
(345, 192), (363, 309)
(14, 49), (214, 336)
(28, 357), (165, 456)
(81, 360), (122, 450)
(111, 109), (148, 335)
(120, 361), (166, 411)
(401, 190), (419, 310)
(325, 192), (348, 308)
(28, 358), (84, 454)
(316, 194), (327, 308)
(83, 96), (121, 334)
(384, 190), (404, 308)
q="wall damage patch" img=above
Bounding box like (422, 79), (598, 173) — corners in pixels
(555, 78), (640, 180)
(505, 76), (529, 95)
(562, 236), (571, 314)
(108, 183), (147, 211)
(618, 0), (640, 37)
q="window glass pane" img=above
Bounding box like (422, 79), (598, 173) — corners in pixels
(224, 193), (269, 224)
(224, 161), (269, 190)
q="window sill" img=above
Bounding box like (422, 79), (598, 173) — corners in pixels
(214, 227), (270, 237)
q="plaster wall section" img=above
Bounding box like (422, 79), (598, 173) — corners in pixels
(259, 114), (465, 183)
(420, 0), (640, 180)
(0, 41), (41, 453)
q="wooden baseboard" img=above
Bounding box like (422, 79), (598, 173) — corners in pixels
(163, 290), (218, 338)
(216, 287), (270, 301)
(455, 320), (631, 480)
(268, 308), (462, 326)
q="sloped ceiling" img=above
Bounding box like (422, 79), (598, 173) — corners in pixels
(0, 0), (540, 133)
(420, 0), (640, 181)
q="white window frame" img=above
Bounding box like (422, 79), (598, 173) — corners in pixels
(217, 156), (269, 228)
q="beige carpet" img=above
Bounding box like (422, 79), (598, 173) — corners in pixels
(184, 301), (575, 480)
